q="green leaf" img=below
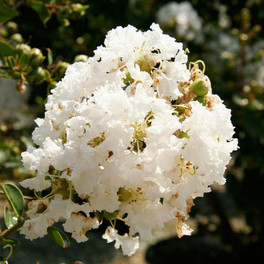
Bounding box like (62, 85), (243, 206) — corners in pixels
(0, 41), (15, 57)
(0, 184), (24, 217)
(0, 2), (18, 23)
(4, 207), (18, 228)
(46, 48), (53, 66)
(2, 238), (19, 246)
(0, 69), (12, 78)
(29, 1), (52, 24)
(6, 56), (15, 68)
(47, 226), (70, 248)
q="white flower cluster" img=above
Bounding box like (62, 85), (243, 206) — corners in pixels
(157, 1), (202, 42)
(20, 23), (238, 256)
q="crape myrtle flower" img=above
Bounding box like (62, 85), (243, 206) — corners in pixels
(20, 23), (238, 256)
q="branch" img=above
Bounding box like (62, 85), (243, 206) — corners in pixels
(0, 65), (12, 70)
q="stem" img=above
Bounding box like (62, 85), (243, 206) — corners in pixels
(0, 190), (36, 200)
(3, 244), (13, 261)
(0, 65), (21, 72)
(0, 66), (11, 70)
(0, 217), (28, 243)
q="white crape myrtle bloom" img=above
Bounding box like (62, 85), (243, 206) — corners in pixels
(20, 23), (238, 256)
(157, 1), (203, 42)
(103, 226), (139, 257)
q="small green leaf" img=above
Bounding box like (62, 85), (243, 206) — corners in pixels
(6, 56), (15, 68)
(2, 238), (19, 246)
(29, 1), (52, 24)
(0, 184), (24, 217)
(0, 2), (18, 23)
(46, 48), (53, 66)
(47, 226), (70, 248)
(4, 207), (18, 228)
(0, 41), (15, 57)
(190, 79), (209, 97)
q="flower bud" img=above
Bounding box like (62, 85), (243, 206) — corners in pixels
(6, 21), (18, 35)
(71, 3), (83, 12)
(10, 33), (23, 43)
(54, 61), (69, 81)
(30, 48), (45, 67)
(15, 43), (31, 57)
(26, 67), (48, 85)
(16, 78), (27, 94)
(74, 54), (89, 62)
(71, 3), (88, 16)
(190, 79), (209, 96)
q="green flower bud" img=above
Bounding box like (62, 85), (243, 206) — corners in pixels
(190, 79), (209, 97)
(74, 54), (89, 62)
(71, 3), (88, 16)
(30, 48), (45, 67)
(15, 43), (31, 57)
(6, 21), (18, 35)
(54, 61), (69, 81)
(26, 67), (48, 85)
(71, 3), (83, 11)
(10, 33), (24, 43)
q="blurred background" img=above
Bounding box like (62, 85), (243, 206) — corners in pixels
(0, 0), (264, 263)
